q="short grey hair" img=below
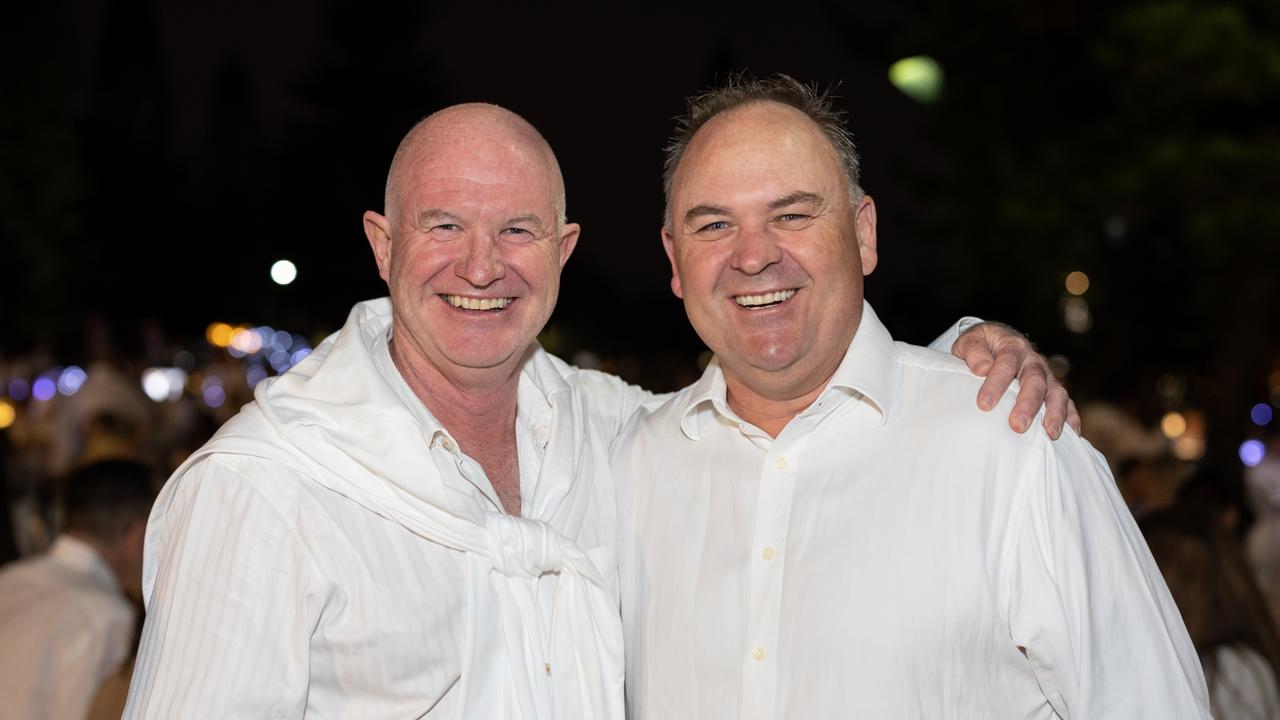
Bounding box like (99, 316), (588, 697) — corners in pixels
(662, 73), (864, 226)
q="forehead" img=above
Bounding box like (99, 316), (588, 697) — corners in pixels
(396, 132), (559, 217)
(672, 102), (846, 205)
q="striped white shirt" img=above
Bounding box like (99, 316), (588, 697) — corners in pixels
(124, 299), (650, 719)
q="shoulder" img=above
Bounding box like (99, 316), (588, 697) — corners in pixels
(890, 342), (1038, 451)
(540, 350), (658, 431)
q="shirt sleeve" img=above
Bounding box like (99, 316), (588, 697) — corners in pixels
(123, 458), (324, 719)
(926, 316), (984, 354)
(1003, 432), (1212, 718)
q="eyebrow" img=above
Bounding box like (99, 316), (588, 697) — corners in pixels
(682, 204), (732, 225)
(415, 208), (464, 227)
(504, 213), (549, 234)
(767, 191), (824, 211)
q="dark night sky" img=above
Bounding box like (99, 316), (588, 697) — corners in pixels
(9, 1), (963, 354)
(4, 0), (1278, 458)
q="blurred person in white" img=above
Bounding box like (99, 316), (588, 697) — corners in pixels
(614, 74), (1209, 718)
(1246, 429), (1280, 625)
(122, 104), (1070, 719)
(0, 459), (154, 720)
(1143, 503), (1280, 719)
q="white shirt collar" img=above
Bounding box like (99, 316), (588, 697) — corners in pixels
(370, 312), (569, 457)
(679, 300), (900, 441)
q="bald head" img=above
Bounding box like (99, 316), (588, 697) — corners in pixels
(384, 103), (567, 227)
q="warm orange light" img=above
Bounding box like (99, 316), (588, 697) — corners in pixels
(0, 400), (15, 429)
(206, 322), (234, 348)
(1160, 412), (1187, 439)
(1173, 436), (1204, 461)
(1065, 271), (1090, 296)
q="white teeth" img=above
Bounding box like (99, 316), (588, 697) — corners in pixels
(734, 289), (797, 307)
(444, 295), (513, 311)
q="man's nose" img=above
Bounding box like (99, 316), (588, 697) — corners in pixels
(729, 225), (784, 275)
(455, 231), (506, 286)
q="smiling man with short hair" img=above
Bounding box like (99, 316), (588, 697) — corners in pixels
(615, 75), (1210, 719)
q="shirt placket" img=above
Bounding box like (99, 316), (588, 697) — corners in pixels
(740, 430), (803, 720)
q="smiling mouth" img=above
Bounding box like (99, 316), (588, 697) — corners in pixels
(733, 289), (797, 309)
(441, 294), (515, 311)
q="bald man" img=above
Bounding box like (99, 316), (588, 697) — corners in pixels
(124, 104), (1069, 719)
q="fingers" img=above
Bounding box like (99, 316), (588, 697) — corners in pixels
(1007, 360), (1048, 434)
(954, 332), (996, 377)
(977, 348), (1021, 412)
(1041, 383), (1070, 439)
(1066, 399), (1082, 435)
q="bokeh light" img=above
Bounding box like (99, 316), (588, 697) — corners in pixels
(1048, 354), (1071, 379)
(142, 367), (187, 402)
(271, 260), (298, 286)
(1240, 440), (1266, 468)
(1160, 412), (1187, 439)
(1252, 403), (1273, 426)
(1062, 297), (1092, 333)
(889, 56), (944, 104)
(289, 348), (312, 366)
(0, 400), (15, 429)
(57, 366), (87, 396)
(202, 385), (226, 408)
(229, 327), (263, 357)
(1174, 436), (1205, 461)
(1064, 271), (1090, 296)
(1156, 374), (1186, 404)
(245, 365), (269, 389)
(8, 379), (30, 402)
(206, 322), (234, 348)
(32, 377), (57, 402)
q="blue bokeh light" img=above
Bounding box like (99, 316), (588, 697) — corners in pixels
(202, 386), (226, 408)
(32, 377), (57, 402)
(1240, 440), (1266, 468)
(1252, 403), (1274, 426)
(57, 366), (87, 396)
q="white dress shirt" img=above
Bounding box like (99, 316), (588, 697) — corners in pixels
(124, 299), (653, 719)
(0, 535), (136, 720)
(614, 302), (1211, 719)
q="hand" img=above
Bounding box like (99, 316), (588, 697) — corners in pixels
(951, 321), (1081, 439)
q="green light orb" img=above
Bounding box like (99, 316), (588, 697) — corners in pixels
(889, 56), (944, 104)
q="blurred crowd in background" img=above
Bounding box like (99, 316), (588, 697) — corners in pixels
(2, 331), (1280, 718)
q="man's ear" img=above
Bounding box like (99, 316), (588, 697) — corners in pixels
(661, 227), (684, 299)
(558, 222), (581, 268)
(363, 211), (393, 282)
(854, 195), (878, 276)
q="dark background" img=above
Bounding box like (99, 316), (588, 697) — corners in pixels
(2, 0), (1277, 466)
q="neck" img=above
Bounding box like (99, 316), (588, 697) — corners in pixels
(389, 336), (526, 436)
(723, 372), (830, 438)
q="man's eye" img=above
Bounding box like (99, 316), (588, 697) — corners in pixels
(432, 223), (461, 232)
(777, 213), (810, 223)
(697, 221), (730, 233)
(501, 227), (535, 241)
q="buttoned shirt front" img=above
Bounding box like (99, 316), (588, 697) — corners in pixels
(614, 302), (1210, 719)
(0, 535), (136, 720)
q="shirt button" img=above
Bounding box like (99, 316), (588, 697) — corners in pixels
(761, 547), (776, 561)
(775, 456), (788, 470)
(752, 645), (767, 662)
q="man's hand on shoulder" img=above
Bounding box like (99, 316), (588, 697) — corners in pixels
(951, 322), (1081, 440)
